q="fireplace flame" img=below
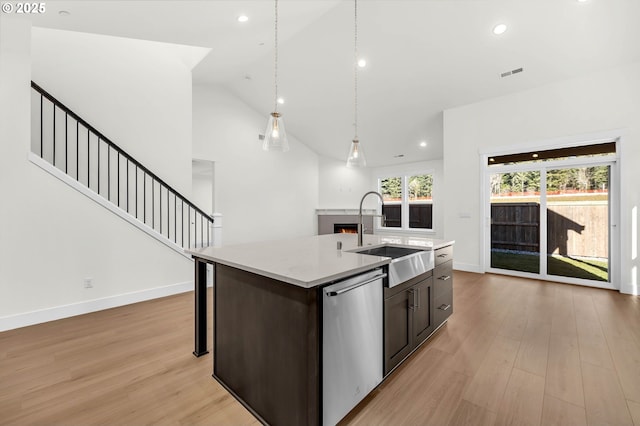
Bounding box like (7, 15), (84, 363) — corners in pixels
(340, 228), (357, 234)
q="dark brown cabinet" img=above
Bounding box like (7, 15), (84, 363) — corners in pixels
(383, 271), (434, 375)
(413, 277), (435, 343)
(433, 245), (454, 329)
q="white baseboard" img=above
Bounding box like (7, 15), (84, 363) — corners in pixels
(453, 262), (483, 273)
(620, 283), (638, 296)
(0, 280), (200, 332)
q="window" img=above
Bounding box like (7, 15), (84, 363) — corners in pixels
(379, 173), (433, 231)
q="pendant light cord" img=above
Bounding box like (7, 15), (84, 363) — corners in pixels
(354, 0), (358, 140)
(274, 0), (279, 112)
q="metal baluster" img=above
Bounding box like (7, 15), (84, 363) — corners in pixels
(174, 194), (177, 244)
(117, 152), (120, 207)
(126, 158), (129, 212)
(87, 128), (90, 188)
(152, 179), (155, 229)
(181, 200), (184, 248)
(53, 105), (56, 166)
(76, 120), (79, 180)
(160, 183), (162, 235)
(135, 165), (138, 218)
(40, 94), (43, 157)
(107, 145), (110, 201)
(97, 137), (100, 195)
(65, 112), (68, 173)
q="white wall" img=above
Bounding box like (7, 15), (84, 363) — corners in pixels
(193, 84), (319, 245)
(0, 20), (198, 328)
(443, 61), (640, 294)
(30, 27), (199, 196)
(192, 173), (214, 214)
(318, 156), (373, 209)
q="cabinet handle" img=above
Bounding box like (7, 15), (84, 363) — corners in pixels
(408, 289), (416, 310)
(437, 253), (448, 258)
(438, 275), (451, 281)
(325, 273), (387, 296)
(438, 304), (451, 311)
(416, 288), (420, 309)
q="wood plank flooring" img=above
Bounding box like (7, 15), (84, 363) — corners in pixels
(344, 272), (640, 426)
(1, 272), (638, 425)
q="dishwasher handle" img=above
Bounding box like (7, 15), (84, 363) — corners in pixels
(325, 273), (387, 297)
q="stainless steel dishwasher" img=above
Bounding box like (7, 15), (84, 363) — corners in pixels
(322, 268), (386, 426)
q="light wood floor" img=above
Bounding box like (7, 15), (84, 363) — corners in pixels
(1, 272), (639, 425)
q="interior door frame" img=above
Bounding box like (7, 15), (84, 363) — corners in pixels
(480, 140), (619, 290)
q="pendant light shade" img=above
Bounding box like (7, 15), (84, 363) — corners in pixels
(263, 112), (289, 151)
(346, 0), (366, 167)
(347, 139), (366, 167)
(263, 0), (289, 152)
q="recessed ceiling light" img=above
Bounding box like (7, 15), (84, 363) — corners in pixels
(532, 153), (539, 158)
(358, 59), (367, 68)
(419, 141), (427, 148)
(493, 23), (507, 35)
(237, 15), (249, 23)
(277, 97), (285, 105)
(489, 158), (496, 162)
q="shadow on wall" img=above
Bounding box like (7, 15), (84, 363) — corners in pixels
(547, 209), (584, 256)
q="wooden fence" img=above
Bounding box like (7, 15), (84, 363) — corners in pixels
(491, 202), (608, 258)
(382, 204), (433, 229)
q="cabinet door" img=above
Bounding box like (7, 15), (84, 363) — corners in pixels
(413, 277), (434, 346)
(384, 289), (413, 375)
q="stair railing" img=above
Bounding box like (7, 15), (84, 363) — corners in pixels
(31, 81), (214, 249)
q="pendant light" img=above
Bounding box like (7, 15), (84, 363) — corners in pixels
(262, 0), (289, 152)
(346, 0), (366, 167)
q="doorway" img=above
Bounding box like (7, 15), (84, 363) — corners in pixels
(485, 142), (617, 288)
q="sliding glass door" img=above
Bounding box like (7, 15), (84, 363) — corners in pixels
(486, 151), (615, 287)
(546, 165), (610, 282)
(490, 171), (541, 274)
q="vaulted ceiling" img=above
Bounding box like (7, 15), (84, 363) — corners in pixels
(26, 0), (640, 166)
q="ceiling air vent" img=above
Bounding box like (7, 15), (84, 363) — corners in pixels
(501, 67), (524, 78)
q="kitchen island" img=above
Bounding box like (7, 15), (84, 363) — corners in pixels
(188, 233), (454, 426)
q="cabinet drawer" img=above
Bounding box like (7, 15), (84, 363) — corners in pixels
(434, 290), (453, 327)
(434, 245), (453, 266)
(433, 260), (453, 299)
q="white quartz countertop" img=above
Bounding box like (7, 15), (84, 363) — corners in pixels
(187, 233), (454, 288)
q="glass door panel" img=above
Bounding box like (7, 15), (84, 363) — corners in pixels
(490, 171), (541, 274)
(546, 166), (609, 282)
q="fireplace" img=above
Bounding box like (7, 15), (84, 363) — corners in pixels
(316, 209), (375, 235)
(334, 223), (358, 234)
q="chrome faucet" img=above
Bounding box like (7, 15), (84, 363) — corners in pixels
(358, 191), (385, 246)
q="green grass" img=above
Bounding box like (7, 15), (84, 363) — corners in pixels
(491, 251), (608, 282)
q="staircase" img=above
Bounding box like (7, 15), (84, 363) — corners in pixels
(30, 81), (215, 254)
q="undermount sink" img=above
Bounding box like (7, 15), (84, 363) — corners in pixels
(353, 245), (435, 288)
(353, 245), (424, 259)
